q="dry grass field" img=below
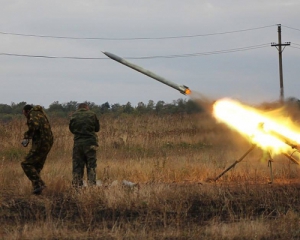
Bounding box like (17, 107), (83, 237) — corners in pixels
(0, 111), (300, 239)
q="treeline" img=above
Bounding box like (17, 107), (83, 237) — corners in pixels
(2, 97), (300, 122)
(0, 99), (203, 121)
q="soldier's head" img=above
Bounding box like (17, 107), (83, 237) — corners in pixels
(23, 104), (33, 117)
(78, 103), (89, 110)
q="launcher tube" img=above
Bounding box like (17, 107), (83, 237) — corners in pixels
(103, 51), (191, 95)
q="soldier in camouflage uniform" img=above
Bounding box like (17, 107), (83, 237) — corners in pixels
(21, 104), (53, 195)
(69, 103), (100, 187)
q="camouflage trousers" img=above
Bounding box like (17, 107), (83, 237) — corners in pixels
(72, 143), (98, 187)
(21, 142), (53, 190)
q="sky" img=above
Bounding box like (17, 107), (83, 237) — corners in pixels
(0, 0), (300, 108)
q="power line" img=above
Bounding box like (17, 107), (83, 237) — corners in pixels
(135, 44), (269, 59)
(0, 53), (105, 60)
(0, 25), (276, 40)
(282, 25), (300, 32)
(290, 46), (300, 50)
(0, 43), (270, 60)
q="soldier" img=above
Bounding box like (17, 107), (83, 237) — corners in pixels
(69, 103), (100, 187)
(21, 104), (53, 195)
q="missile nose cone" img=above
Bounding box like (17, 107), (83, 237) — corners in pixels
(103, 51), (112, 58)
(103, 51), (123, 63)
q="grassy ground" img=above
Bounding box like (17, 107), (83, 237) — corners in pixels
(0, 113), (300, 239)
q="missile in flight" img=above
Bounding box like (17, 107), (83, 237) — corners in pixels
(103, 51), (191, 95)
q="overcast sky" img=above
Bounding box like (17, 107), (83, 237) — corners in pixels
(1, 1), (300, 108)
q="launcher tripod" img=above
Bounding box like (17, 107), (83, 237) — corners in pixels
(208, 143), (300, 184)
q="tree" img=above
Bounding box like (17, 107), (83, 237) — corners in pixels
(136, 102), (147, 114)
(123, 102), (134, 114)
(111, 103), (123, 114)
(147, 100), (155, 112)
(155, 101), (165, 113)
(100, 102), (110, 114)
(176, 98), (186, 113)
(48, 101), (64, 112)
(11, 101), (27, 114)
(62, 101), (78, 112)
(185, 99), (203, 113)
(0, 104), (12, 114)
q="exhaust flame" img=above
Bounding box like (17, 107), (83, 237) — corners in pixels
(213, 98), (300, 155)
(185, 89), (191, 95)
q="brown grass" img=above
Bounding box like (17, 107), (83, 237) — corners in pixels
(0, 113), (300, 239)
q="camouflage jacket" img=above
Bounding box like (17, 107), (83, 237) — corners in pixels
(69, 108), (100, 146)
(24, 105), (53, 146)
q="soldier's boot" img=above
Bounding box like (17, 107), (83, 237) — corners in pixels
(87, 168), (97, 186)
(32, 180), (46, 195)
(72, 175), (84, 188)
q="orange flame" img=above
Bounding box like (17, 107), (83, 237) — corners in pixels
(213, 98), (300, 155)
(185, 89), (191, 95)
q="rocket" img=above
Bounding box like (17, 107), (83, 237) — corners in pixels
(103, 51), (191, 95)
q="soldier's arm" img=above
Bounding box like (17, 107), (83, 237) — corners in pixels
(69, 117), (75, 134)
(24, 113), (37, 139)
(95, 115), (100, 132)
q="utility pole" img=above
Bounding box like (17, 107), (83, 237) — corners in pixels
(271, 24), (290, 104)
